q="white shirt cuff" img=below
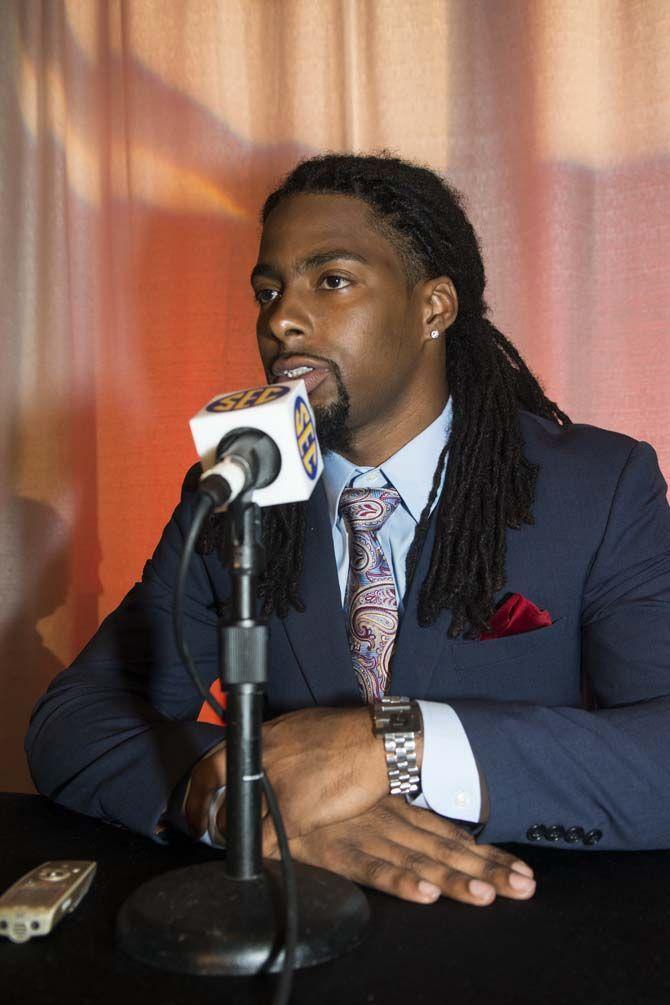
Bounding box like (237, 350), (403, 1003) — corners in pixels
(414, 700), (482, 822)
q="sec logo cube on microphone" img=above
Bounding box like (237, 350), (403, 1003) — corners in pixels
(190, 379), (324, 507)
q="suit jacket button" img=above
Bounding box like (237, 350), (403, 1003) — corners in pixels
(583, 829), (603, 846)
(564, 826), (584, 843)
(527, 824), (545, 841)
(544, 824), (564, 842)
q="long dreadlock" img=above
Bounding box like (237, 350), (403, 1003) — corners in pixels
(199, 152), (571, 639)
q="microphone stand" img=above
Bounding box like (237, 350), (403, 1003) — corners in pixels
(117, 497), (369, 976)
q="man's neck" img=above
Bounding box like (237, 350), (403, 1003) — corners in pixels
(341, 393), (450, 468)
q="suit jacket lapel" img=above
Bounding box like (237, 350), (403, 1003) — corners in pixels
(389, 512), (454, 698)
(278, 482), (361, 706)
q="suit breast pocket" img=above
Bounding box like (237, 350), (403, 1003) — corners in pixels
(450, 616), (568, 671)
(440, 617), (580, 705)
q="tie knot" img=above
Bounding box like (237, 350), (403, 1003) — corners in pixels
(339, 487), (401, 533)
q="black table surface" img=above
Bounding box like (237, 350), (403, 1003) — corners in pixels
(1, 793), (668, 1004)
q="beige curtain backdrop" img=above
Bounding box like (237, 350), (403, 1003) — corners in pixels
(1, 0), (669, 791)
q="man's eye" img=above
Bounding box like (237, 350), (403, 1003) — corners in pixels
(254, 288), (279, 305)
(319, 274), (351, 290)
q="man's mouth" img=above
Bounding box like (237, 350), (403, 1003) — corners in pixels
(271, 360), (332, 395)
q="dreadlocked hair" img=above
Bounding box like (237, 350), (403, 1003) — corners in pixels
(198, 152), (571, 638)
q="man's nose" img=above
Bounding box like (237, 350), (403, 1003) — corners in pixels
(267, 288), (310, 342)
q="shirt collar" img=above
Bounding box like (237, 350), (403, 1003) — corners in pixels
(322, 396), (453, 526)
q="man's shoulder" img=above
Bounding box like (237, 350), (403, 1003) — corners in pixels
(519, 408), (638, 473)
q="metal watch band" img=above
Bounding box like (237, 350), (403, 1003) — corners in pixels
(372, 696), (423, 797)
(383, 732), (421, 796)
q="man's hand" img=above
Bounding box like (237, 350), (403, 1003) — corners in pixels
(184, 709), (536, 908)
(267, 797), (536, 907)
(259, 706), (396, 840)
(186, 707), (392, 840)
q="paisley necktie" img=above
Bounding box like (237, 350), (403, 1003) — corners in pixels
(339, 487), (401, 702)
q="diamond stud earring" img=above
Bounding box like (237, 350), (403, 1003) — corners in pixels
(430, 329), (440, 339)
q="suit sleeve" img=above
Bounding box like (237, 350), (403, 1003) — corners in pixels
(25, 474), (227, 842)
(450, 440), (670, 850)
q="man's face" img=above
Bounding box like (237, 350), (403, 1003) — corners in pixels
(252, 193), (444, 456)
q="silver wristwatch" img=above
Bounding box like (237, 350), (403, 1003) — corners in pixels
(370, 696), (423, 797)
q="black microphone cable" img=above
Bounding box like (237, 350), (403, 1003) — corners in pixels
(174, 488), (226, 720)
(173, 480), (297, 1004)
(262, 770), (298, 1005)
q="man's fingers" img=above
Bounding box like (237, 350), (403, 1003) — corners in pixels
(428, 838), (535, 898)
(349, 802), (535, 901)
(346, 851), (446, 904)
(364, 844), (499, 906)
(292, 835), (444, 905)
(387, 823), (536, 900)
(291, 835), (497, 907)
(263, 800), (537, 907)
(378, 835), (534, 903)
(392, 800), (535, 883)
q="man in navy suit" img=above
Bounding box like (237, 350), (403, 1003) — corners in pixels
(26, 153), (670, 908)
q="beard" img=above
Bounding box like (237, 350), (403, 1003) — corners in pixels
(312, 366), (352, 455)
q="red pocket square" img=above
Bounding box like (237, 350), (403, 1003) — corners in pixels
(479, 592), (552, 641)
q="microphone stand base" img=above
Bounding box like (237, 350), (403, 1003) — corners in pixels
(116, 858), (370, 976)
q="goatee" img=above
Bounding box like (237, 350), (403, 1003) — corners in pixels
(313, 370), (352, 455)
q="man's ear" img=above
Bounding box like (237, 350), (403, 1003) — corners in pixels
(422, 277), (458, 335)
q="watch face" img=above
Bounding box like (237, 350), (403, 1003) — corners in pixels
(387, 710), (409, 732)
(382, 702), (423, 735)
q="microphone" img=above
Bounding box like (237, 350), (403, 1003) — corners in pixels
(189, 380), (323, 508)
(118, 378), (368, 980)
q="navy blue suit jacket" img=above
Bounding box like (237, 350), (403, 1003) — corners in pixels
(26, 409), (670, 849)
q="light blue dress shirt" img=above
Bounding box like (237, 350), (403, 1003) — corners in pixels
(322, 396), (482, 823)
